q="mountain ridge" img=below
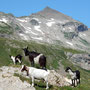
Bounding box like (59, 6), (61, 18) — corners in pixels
(0, 7), (89, 52)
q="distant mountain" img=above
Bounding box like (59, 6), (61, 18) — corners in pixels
(0, 7), (89, 52)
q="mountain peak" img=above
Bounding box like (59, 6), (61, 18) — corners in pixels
(44, 6), (53, 10)
(36, 6), (61, 17)
(36, 7), (74, 21)
(42, 6), (59, 13)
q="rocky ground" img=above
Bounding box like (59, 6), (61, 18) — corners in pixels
(0, 66), (71, 90)
(0, 66), (35, 90)
(47, 70), (71, 87)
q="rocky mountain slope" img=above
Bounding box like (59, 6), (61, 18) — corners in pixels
(0, 7), (90, 52)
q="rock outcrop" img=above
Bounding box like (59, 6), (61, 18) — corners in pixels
(0, 66), (35, 90)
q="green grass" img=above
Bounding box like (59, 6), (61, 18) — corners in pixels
(61, 47), (84, 54)
(0, 37), (65, 69)
(0, 22), (13, 34)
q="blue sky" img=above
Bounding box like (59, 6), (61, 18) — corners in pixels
(0, 0), (90, 28)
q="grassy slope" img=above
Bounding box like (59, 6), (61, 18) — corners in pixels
(0, 37), (90, 90)
(0, 22), (13, 34)
(0, 37), (65, 69)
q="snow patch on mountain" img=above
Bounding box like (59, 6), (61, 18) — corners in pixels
(20, 23), (24, 27)
(25, 29), (38, 35)
(66, 41), (73, 46)
(23, 26), (31, 31)
(79, 33), (87, 37)
(0, 18), (8, 23)
(47, 18), (54, 21)
(19, 33), (29, 40)
(27, 27), (31, 30)
(46, 21), (55, 27)
(31, 37), (43, 40)
(34, 26), (44, 34)
(16, 18), (28, 22)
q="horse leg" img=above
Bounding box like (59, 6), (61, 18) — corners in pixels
(31, 61), (34, 67)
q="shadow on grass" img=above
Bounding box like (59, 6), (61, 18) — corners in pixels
(34, 83), (53, 89)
